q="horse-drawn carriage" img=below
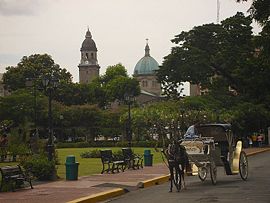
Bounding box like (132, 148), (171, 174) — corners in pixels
(181, 123), (248, 185)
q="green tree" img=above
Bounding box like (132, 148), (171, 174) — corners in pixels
(157, 13), (269, 103)
(237, 0), (270, 26)
(3, 54), (72, 91)
(99, 63), (140, 102)
(59, 104), (103, 141)
(237, 1), (270, 96)
(0, 89), (46, 126)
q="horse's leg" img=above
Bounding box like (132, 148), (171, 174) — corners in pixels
(180, 163), (186, 190)
(169, 164), (173, 192)
(175, 164), (181, 192)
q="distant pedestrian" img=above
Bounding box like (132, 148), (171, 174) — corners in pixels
(257, 134), (263, 147)
(252, 134), (257, 147)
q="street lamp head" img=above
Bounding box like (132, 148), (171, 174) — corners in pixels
(41, 75), (59, 89)
(124, 92), (136, 102)
(42, 76), (49, 87)
(51, 77), (59, 88)
(25, 78), (34, 87)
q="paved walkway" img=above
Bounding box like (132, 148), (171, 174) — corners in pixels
(0, 147), (269, 203)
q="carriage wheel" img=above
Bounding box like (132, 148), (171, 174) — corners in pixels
(239, 151), (248, 180)
(172, 167), (181, 191)
(198, 166), (207, 181)
(210, 160), (217, 185)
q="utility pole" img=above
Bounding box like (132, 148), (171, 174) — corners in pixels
(217, 0), (220, 23)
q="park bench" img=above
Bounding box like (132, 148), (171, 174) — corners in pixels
(0, 165), (33, 191)
(122, 148), (143, 169)
(100, 149), (126, 174)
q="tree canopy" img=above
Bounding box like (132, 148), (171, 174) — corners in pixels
(98, 63), (140, 103)
(157, 12), (270, 106)
(237, 0), (270, 26)
(3, 54), (72, 91)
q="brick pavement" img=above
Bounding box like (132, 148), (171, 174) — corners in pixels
(0, 147), (269, 203)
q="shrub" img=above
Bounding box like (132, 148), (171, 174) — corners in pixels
(56, 140), (164, 148)
(80, 149), (101, 158)
(20, 154), (57, 181)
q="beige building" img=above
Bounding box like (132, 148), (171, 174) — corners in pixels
(78, 29), (100, 84)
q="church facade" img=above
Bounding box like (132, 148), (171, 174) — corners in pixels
(133, 41), (161, 96)
(78, 29), (100, 84)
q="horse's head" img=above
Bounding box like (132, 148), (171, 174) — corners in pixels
(167, 142), (187, 164)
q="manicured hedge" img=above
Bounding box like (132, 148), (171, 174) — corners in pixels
(56, 140), (164, 148)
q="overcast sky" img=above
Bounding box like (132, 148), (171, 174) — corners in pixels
(0, 0), (257, 85)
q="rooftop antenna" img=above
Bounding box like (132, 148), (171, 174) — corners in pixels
(217, 0), (220, 23)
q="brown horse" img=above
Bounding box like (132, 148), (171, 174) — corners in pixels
(164, 140), (189, 192)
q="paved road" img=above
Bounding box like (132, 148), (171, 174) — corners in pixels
(107, 151), (270, 203)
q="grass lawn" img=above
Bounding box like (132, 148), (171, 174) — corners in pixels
(0, 162), (18, 167)
(56, 147), (164, 179)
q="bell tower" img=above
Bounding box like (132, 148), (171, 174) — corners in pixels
(78, 28), (100, 84)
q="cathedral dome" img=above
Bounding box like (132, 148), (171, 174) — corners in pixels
(80, 29), (97, 51)
(134, 43), (159, 75)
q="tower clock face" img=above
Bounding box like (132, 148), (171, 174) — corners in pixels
(85, 60), (89, 64)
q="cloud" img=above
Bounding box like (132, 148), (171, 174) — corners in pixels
(0, 0), (45, 16)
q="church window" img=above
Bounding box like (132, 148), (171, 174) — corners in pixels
(142, 80), (148, 87)
(91, 53), (94, 58)
(86, 53), (89, 59)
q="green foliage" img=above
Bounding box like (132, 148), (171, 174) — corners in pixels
(3, 54), (72, 91)
(56, 140), (163, 148)
(158, 12), (255, 99)
(80, 149), (100, 158)
(230, 102), (270, 136)
(238, 0), (270, 26)
(57, 141), (118, 148)
(98, 63), (140, 102)
(20, 154), (56, 180)
(0, 88), (48, 128)
(99, 63), (128, 83)
(105, 76), (140, 102)
(112, 150), (124, 160)
(79, 149), (123, 159)
(99, 110), (123, 139)
(54, 82), (107, 107)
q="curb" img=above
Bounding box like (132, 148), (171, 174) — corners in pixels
(137, 174), (170, 188)
(246, 148), (270, 156)
(67, 188), (127, 203)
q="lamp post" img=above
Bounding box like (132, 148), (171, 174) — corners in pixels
(179, 107), (185, 137)
(42, 75), (59, 161)
(124, 93), (135, 148)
